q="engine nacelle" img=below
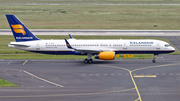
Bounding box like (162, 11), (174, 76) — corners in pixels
(95, 51), (115, 60)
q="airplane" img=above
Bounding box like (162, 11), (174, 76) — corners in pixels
(6, 14), (175, 63)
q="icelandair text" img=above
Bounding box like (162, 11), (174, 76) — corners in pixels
(16, 37), (33, 39)
(130, 41), (153, 44)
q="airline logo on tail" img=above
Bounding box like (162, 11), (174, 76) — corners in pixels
(67, 44), (70, 46)
(11, 24), (26, 35)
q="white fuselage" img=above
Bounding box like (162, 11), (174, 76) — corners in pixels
(8, 39), (175, 55)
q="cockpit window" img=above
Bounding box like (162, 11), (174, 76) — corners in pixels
(165, 44), (171, 47)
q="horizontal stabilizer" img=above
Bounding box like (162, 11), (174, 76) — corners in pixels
(8, 43), (30, 47)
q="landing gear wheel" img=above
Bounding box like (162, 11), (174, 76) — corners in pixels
(88, 59), (93, 63)
(84, 58), (93, 64)
(84, 59), (88, 64)
(152, 54), (158, 63)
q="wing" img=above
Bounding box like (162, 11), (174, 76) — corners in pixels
(73, 48), (102, 54)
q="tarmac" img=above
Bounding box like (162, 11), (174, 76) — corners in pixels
(0, 31), (180, 101)
(0, 56), (180, 101)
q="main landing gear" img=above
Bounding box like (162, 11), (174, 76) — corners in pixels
(152, 54), (158, 63)
(84, 53), (93, 64)
(84, 58), (93, 63)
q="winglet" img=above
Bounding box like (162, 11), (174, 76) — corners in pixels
(69, 34), (73, 39)
(64, 39), (73, 49)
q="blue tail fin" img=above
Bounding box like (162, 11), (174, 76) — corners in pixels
(6, 15), (40, 42)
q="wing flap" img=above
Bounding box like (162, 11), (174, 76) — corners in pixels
(74, 48), (115, 54)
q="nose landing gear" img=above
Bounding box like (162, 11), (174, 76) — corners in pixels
(152, 54), (158, 63)
(152, 59), (156, 63)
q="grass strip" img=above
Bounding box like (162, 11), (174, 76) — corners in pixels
(1, 0), (180, 4)
(0, 78), (19, 87)
(1, 5), (180, 30)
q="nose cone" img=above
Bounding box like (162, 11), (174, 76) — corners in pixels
(171, 47), (175, 52)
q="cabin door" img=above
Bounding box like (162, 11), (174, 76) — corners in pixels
(36, 42), (40, 50)
(156, 44), (160, 49)
(123, 43), (127, 49)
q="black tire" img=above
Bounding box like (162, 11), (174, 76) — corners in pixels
(84, 59), (88, 63)
(88, 59), (93, 64)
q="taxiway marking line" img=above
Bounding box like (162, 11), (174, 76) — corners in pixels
(96, 63), (180, 101)
(134, 75), (156, 78)
(145, 75), (156, 77)
(81, 73), (180, 76)
(135, 98), (140, 101)
(134, 75), (144, 78)
(97, 65), (130, 72)
(97, 65), (142, 101)
(0, 88), (135, 98)
(129, 71), (142, 101)
(89, 74), (93, 76)
(96, 74), (100, 76)
(6, 68), (64, 87)
(131, 63), (180, 72)
(22, 60), (28, 65)
(23, 70), (64, 87)
(7, 60), (12, 65)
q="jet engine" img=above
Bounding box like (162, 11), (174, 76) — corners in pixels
(95, 51), (115, 60)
